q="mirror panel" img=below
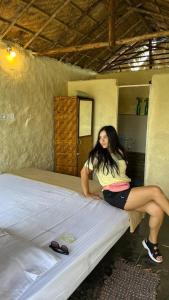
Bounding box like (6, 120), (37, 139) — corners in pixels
(79, 99), (93, 137)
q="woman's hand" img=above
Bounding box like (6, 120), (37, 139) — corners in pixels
(81, 166), (101, 200)
(85, 192), (101, 200)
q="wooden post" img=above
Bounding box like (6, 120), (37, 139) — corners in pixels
(34, 30), (169, 56)
(108, 0), (116, 47)
(149, 39), (153, 69)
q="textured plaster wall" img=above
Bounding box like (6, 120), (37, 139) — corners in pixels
(68, 79), (118, 143)
(145, 74), (169, 195)
(0, 43), (95, 172)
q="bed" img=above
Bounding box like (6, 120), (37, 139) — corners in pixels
(0, 168), (143, 300)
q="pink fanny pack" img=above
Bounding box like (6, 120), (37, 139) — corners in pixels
(102, 182), (130, 192)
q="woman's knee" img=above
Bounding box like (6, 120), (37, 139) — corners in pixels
(151, 185), (163, 198)
(148, 202), (164, 218)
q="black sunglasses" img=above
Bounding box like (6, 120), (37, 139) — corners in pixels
(49, 241), (69, 255)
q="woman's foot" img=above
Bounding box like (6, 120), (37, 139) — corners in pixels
(142, 239), (163, 263)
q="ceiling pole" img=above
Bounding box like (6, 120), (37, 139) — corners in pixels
(108, 0), (116, 48)
(127, 6), (169, 23)
(149, 39), (153, 69)
(35, 29), (169, 56)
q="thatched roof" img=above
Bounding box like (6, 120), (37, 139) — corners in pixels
(1, 0), (169, 73)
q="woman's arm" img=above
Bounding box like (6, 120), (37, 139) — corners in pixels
(80, 166), (100, 199)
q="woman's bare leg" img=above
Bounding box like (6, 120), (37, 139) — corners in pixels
(124, 185), (169, 216)
(135, 201), (164, 243)
(126, 195), (164, 262)
(134, 201), (164, 262)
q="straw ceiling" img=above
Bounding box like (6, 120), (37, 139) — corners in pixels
(1, 0), (169, 72)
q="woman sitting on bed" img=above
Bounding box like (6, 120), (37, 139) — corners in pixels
(81, 125), (169, 264)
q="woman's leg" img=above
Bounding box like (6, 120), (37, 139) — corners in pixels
(135, 201), (164, 243)
(124, 185), (169, 216)
(125, 194), (165, 262)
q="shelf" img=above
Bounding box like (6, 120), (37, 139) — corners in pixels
(119, 114), (148, 116)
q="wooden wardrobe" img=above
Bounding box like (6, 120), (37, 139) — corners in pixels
(54, 96), (94, 176)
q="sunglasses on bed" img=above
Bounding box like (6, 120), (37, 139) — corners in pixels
(49, 241), (69, 255)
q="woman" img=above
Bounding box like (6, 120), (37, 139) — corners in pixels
(81, 125), (169, 263)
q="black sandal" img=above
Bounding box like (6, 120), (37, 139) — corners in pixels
(142, 239), (163, 263)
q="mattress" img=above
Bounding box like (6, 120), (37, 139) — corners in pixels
(0, 171), (129, 300)
(12, 168), (144, 233)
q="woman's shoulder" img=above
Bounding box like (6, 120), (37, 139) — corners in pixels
(111, 150), (124, 160)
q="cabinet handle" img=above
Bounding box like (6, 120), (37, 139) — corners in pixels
(76, 153), (80, 156)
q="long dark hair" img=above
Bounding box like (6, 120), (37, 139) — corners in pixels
(88, 125), (127, 175)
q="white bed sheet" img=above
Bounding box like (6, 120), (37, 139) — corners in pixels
(0, 173), (129, 300)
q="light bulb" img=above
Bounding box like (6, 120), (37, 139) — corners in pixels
(6, 47), (16, 61)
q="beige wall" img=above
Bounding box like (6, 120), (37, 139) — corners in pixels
(68, 79), (118, 143)
(145, 74), (169, 195)
(0, 42), (95, 172)
(97, 68), (169, 85)
(98, 69), (169, 195)
(119, 86), (149, 114)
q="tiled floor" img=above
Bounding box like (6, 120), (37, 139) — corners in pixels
(69, 215), (169, 300)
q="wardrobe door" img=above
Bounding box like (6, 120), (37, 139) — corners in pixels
(54, 96), (78, 175)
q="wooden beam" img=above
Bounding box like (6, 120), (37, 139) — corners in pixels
(1, 0), (36, 39)
(24, 0), (71, 49)
(35, 30), (169, 56)
(66, 18), (107, 65)
(109, 60), (169, 71)
(125, 0), (153, 33)
(149, 39), (153, 69)
(108, 0), (116, 47)
(72, 9), (133, 66)
(85, 20), (141, 70)
(107, 51), (169, 64)
(128, 6), (169, 23)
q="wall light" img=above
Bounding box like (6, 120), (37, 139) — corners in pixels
(6, 46), (16, 61)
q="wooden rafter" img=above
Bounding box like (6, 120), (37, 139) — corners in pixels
(34, 29), (169, 56)
(106, 41), (169, 71)
(24, 0), (71, 49)
(67, 18), (107, 65)
(153, 0), (168, 29)
(108, 0), (116, 47)
(109, 59), (169, 71)
(105, 51), (169, 65)
(149, 39), (153, 69)
(125, 0), (153, 33)
(72, 8), (133, 66)
(128, 6), (169, 23)
(73, 27), (107, 66)
(67, 1), (137, 65)
(1, 0), (36, 39)
(85, 19), (142, 70)
(107, 37), (169, 70)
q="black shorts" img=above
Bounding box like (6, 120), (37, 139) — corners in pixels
(103, 188), (131, 210)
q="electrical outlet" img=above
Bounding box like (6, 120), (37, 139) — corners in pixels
(0, 113), (15, 120)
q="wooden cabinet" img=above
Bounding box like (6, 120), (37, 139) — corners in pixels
(54, 96), (93, 176)
(126, 152), (145, 185)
